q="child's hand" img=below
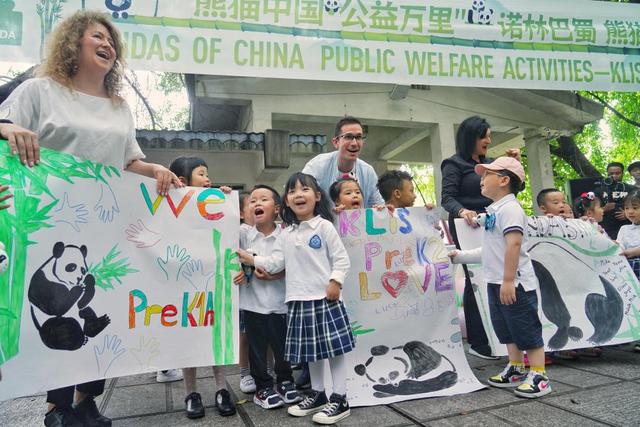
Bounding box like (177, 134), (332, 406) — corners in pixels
(459, 208), (480, 228)
(424, 203), (436, 209)
(326, 280), (341, 301)
(233, 270), (247, 285)
(333, 204), (346, 214)
(385, 204), (396, 215)
(372, 204), (387, 211)
(219, 186), (233, 194)
(500, 280), (516, 305)
(254, 268), (285, 281)
(505, 148), (521, 161)
(236, 249), (255, 265)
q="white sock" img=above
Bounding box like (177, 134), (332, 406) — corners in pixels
(308, 360), (325, 392)
(328, 355), (347, 396)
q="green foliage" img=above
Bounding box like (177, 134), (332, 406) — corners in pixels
(401, 164), (436, 205)
(157, 72), (185, 95)
(89, 245), (139, 290)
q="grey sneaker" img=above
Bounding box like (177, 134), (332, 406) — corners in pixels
(253, 387), (284, 409)
(276, 381), (302, 404)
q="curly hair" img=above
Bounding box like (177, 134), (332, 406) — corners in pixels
(37, 10), (125, 101)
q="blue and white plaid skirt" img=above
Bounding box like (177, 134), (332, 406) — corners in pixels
(629, 257), (640, 279)
(285, 299), (355, 363)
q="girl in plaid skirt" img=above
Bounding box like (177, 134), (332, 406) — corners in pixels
(238, 172), (354, 424)
(617, 190), (640, 353)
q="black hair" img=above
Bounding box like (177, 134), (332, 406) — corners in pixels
(623, 189), (640, 207)
(606, 161), (624, 172)
(329, 177), (362, 203)
(334, 116), (363, 138)
(497, 169), (525, 195)
(238, 191), (251, 223)
(627, 161), (640, 173)
(455, 116), (491, 160)
(536, 188), (563, 208)
(377, 170), (413, 203)
(572, 192), (603, 218)
(168, 156), (208, 186)
(251, 184), (282, 208)
(281, 173), (334, 225)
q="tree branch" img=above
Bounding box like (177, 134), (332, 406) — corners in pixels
(585, 91), (640, 129)
(124, 72), (157, 130)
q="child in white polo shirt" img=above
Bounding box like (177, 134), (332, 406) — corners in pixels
(449, 157), (551, 398)
(235, 185), (302, 409)
(237, 173), (353, 424)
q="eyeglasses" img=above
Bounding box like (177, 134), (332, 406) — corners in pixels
(481, 170), (506, 178)
(338, 133), (366, 142)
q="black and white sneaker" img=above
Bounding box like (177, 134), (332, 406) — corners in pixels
(287, 390), (328, 417)
(276, 381), (303, 404)
(312, 393), (350, 424)
(253, 386), (285, 409)
(185, 392), (205, 419)
(468, 346), (500, 360)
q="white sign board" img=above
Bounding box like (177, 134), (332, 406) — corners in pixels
(455, 216), (640, 356)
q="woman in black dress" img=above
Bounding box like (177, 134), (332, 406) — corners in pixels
(441, 116), (519, 359)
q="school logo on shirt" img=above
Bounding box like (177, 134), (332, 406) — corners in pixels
(309, 234), (322, 249)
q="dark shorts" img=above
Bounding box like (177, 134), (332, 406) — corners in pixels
(487, 283), (543, 351)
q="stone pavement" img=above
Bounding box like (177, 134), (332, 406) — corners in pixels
(2, 343), (639, 427)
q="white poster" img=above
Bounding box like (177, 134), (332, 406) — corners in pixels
(455, 216), (640, 356)
(341, 207), (484, 407)
(0, 145), (240, 400)
(1, 0), (639, 91)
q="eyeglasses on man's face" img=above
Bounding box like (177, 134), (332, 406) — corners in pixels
(338, 133), (367, 142)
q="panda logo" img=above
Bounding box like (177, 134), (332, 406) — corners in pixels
(0, 242), (8, 274)
(467, 0), (493, 25)
(324, 0), (340, 14)
(28, 242), (111, 351)
(105, 0), (133, 19)
(354, 341), (458, 397)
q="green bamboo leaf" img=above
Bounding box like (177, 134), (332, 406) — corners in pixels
(89, 245), (139, 291)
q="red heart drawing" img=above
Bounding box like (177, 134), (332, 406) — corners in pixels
(381, 271), (408, 298)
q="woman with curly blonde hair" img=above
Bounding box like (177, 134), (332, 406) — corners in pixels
(38, 10), (125, 101)
(0, 10), (183, 427)
(0, 9), (180, 196)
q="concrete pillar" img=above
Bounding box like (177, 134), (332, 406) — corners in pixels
(430, 122), (456, 206)
(250, 100), (272, 132)
(524, 129), (555, 215)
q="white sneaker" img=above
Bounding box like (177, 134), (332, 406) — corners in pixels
(156, 369), (183, 383)
(468, 347), (500, 360)
(240, 375), (256, 393)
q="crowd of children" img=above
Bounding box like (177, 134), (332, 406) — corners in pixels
(2, 151), (639, 423)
